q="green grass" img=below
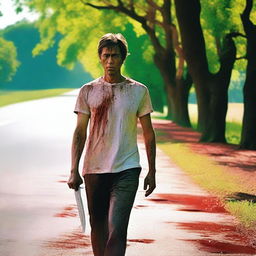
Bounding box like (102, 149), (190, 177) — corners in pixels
(190, 120), (242, 145)
(0, 88), (74, 107)
(226, 201), (256, 228)
(156, 139), (256, 229)
(157, 141), (244, 195)
(226, 121), (242, 145)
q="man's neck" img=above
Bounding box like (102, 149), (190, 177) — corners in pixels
(103, 74), (125, 84)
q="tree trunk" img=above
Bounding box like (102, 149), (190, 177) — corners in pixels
(240, 65), (256, 149)
(207, 34), (237, 142)
(153, 51), (191, 127)
(174, 0), (236, 142)
(174, 74), (192, 127)
(206, 76), (228, 142)
(240, 0), (256, 149)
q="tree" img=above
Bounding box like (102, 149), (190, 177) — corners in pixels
(19, 0), (192, 126)
(174, 0), (237, 142)
(240, 0), (256, 149)
(17, 0), (254, 144)
(80, 0), (192, 126)
(0, 37), (20, 84)
(1, 22), (92, 90)
(15, 0), (166, 111)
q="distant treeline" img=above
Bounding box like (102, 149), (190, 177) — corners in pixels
(1, 22), (92, 91)
(0, 22), (166, 112)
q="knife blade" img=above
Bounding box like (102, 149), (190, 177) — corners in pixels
(74, 185), (86, 233)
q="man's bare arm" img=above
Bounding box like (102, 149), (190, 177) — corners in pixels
(139, 113), (156, 197)
(67, 113), (90, 190)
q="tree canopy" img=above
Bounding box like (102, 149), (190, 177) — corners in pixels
(0, 37), (19, 84)
(16, 0), (165, 111)
(1, 22), (92, 90)
(9, 0), (256, 148)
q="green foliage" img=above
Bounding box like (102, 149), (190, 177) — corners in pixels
(21, 0), (165, 110)
(19, 0), (254, 108)
(123, 24), (165, 112)
(32, 11), (58, 55)
(24, 0), (170, 77)
(27, 1), (130, 77)
(0, 37), (20, 84)
(200, 0), (255, 74)
(200, 0), (233, 73)
(201, 1), (233, 38)
(1, 22), (91, 90)
(226, 121), (241, 145)
(229, 0), (249, 72)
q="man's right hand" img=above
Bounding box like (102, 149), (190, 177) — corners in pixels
(67, 171), (83, 191)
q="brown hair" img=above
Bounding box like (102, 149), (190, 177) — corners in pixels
(98, 33), (128, 61)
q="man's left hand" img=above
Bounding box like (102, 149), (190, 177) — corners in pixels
(144, 172), (156, 197)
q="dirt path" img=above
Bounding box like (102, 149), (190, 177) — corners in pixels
(40, 139), (256, 256)
(152, 119), (256, 195)
(1, 94), (255, 256)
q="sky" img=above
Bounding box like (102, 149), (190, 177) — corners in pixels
(0, 0), (38, 29)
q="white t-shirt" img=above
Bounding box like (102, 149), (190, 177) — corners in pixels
(74, 77), (153, 175)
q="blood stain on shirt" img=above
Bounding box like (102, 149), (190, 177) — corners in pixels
(87, 88), (115, 152)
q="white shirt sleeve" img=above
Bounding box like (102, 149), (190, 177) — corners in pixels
(74, 86), (91, 115)
(137, 87), (153, 117)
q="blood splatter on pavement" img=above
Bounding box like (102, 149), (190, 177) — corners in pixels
(149, 193), (227, 213)
(44, 229), (90, 250)
(54, 205), (77, 218)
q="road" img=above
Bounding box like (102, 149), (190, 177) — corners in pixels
(0, 90), (255, 256)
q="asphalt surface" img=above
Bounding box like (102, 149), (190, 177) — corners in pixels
(0, 90), (255, 256)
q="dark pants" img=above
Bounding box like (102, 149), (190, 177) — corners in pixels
(84, 167), (141, 256)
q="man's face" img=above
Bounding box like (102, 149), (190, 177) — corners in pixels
(100, 46), (123, 76)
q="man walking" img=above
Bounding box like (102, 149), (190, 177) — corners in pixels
(67, 33), (156, 256)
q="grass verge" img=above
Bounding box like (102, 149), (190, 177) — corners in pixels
(226, 121), (242, 145)
(226, 201), (256, 228)
(156, 132), (256, 229)
(0, 88), (74, 107)
(190, 120), (242, 145)
(153, 104), (255, 228)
